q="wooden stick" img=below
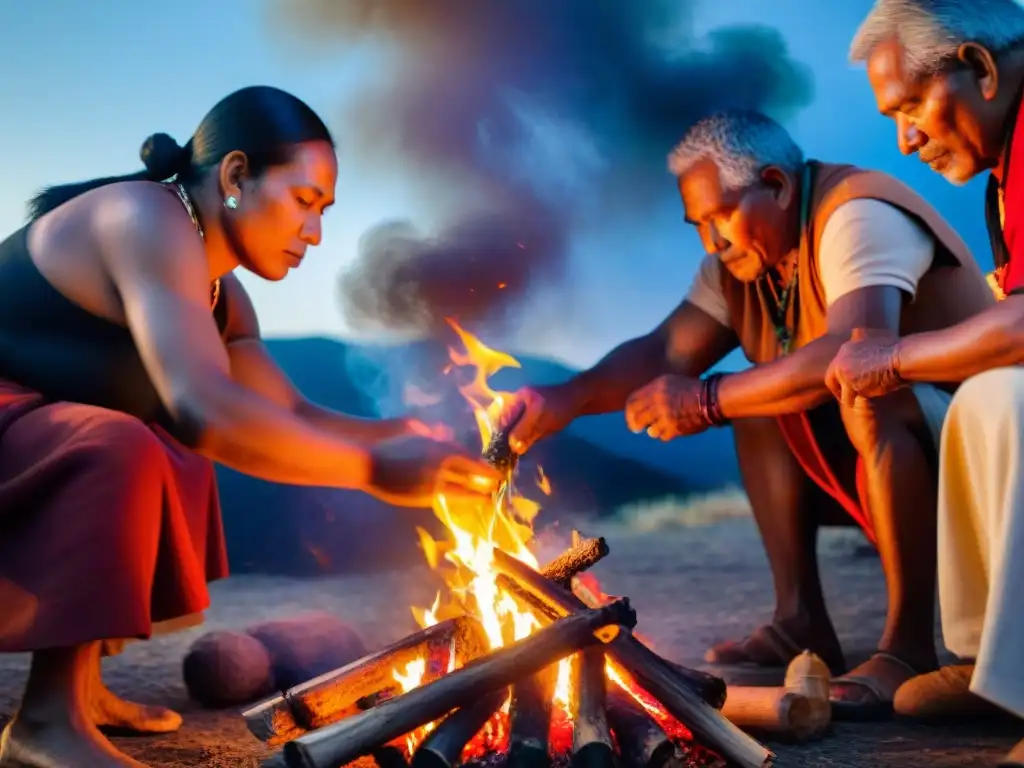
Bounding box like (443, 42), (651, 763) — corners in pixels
(491, 556), (772, 768)
(605, 686), (677, 768)
(283, 600), (637, 768)
(411, 689), (508, 768)
(372, 744), (410, 768)
(245, 693), (309, 747)
(540, 537), (609, 587)
(570, 647), (616, 768)
(507, 666), (556, 768)
(245, 618), (471, 742)
(493, 554), (724, 707)
(721, 688), (818, 742)
(259, 750), (288, 768)
(571, 575), (726, 710)
(504, 538), (612, 768)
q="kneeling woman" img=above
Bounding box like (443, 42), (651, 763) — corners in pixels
(0, 86), (500, 767)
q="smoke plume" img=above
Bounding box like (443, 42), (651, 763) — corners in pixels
(276, 0), (815, 338)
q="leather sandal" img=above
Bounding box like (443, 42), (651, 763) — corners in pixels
(829, 651), (922, 722)
(704, 623), (846, 683)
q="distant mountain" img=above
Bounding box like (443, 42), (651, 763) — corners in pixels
(218, 336), (738, 577)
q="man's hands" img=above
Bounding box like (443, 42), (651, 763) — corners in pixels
(495, 385), (580, 454)
(367, 435), (501, 508)
(624, 374), (708, 440)
(825, 327), (906, 406)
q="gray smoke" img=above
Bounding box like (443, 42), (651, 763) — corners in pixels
(276, 0), (815, 338)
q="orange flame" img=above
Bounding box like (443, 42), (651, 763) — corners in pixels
(393, 321), (693, 759)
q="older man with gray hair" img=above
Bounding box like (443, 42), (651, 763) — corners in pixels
(834, 0), (1024, 761)
(496, 109), (993, 718)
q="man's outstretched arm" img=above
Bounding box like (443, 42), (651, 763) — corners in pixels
(893, 294), (1024, 382)
(568, 298), (738, 416)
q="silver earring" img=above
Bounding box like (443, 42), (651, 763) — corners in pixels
(224, 196), (238, 210)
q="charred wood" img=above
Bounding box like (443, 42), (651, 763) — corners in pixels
(373, 744), (410, 768)
(490, 553), (771, 768)
(570, 647), (617, 768)
(605, 686), (677, 768)
(492, 552), (723, 707)
(244, 693), (308, 746)
(411, 689), (508, 768)
(245, 616), (487, 744)
(570, 578), (726, 710)
(283, 600), (637, 768)
(507, 665), (556, 768)
(483, 411), (520, 473)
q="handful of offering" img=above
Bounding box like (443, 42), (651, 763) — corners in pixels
(482, 407), (521, 473)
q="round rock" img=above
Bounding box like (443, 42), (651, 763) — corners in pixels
(245, 611), (367, 691)
(182, 630), (275, 709)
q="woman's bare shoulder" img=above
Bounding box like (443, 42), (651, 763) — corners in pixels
(88, 182), (206, 278)
(90, 181), (195, 237)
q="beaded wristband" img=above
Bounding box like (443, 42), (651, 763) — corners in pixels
(700, 373), (730, 427)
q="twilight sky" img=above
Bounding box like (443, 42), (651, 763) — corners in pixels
(0, 0), (994, 369)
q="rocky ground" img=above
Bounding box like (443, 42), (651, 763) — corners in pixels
(1, 518), (1019, 767)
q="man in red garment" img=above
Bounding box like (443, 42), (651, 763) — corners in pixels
(836, 1), (1024, 764)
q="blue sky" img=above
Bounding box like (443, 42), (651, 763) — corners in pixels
(0, 0), (994, 369)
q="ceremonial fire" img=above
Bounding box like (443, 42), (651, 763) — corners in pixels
(244, 324), (774, 768)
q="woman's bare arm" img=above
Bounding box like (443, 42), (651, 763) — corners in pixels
(219, 275), (414, 443)
(95, 185), (374, 488)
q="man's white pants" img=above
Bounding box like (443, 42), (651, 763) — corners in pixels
(937, 366), (1024, 718)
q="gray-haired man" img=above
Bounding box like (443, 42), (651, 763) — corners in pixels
(496, 109), (993, 717)
(839, 0), (1024, 761)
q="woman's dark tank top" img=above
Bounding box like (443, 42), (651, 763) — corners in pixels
(0, 221), (229, 432)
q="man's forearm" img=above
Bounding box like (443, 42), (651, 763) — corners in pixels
(563, 332), (672, 416)
(297, 402), (412, 444)
(896, 296), (1024, 383)
(716, 335), (845, 419)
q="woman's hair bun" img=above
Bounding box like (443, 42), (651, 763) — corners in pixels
(140, 133), (189, 181)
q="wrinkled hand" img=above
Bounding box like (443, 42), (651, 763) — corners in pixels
(367, 434), (502, 509)
(625, 374), (707, 441)
(825, 327), (905, 407)
(495, 385), (578, 455)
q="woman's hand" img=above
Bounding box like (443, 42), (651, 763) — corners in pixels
(367, 434), (502, 508)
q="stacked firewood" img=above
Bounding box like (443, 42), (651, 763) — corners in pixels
(243, 536), (780, 768)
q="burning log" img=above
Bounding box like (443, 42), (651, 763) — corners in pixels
(570, 647), (616, 768)
(280, 600), (637, 768)
(605, 686), (677, 768)
(411, 689), (508, 768)
(245, 616), (488, 743)
(571, 577), (725, 710)
(604, 639), (771, 768)
(492, 550), (723, 707)
(244, 692), (309, 745)
(539, 536), (609, 587)
(490, 552), (772, 768)
(373, 744), (411, 768)
(503, 536), (613, 768)
(507, 665), (556, 768)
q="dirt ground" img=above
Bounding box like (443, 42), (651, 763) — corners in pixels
(1, 518), (1019, 767)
